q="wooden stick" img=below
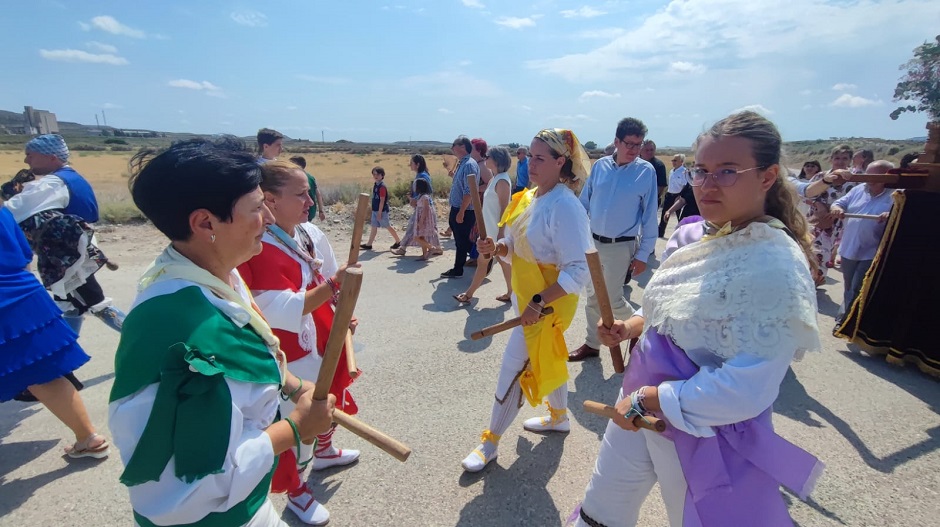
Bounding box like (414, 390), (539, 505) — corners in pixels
(345, 330), (358, 380)
(583, 400), (666, 433)
(467, 174), (488, 256)
(333, 410), (411, 462)
(313, 269), (363, 400)
(344, 193), (369, 379)
(311, 269), (411, 461)
(471, 307), (554, 340)
(347, 193), (370, 264)
(843, 213), (881, 220)
(586, 249), (625, 373)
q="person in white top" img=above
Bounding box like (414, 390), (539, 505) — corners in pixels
(461, 128), (593, 474)
(659, 154), (689, 238)
(454, 146), (514, 304)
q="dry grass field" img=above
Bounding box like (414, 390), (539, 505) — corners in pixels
(0, 150), (463, 222)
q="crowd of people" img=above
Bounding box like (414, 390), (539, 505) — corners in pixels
(0, 112), (903, 526)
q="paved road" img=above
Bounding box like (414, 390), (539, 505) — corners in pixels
(1, 222), (937, 527)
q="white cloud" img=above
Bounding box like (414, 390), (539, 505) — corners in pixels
(830, 94), (879, 108)
(459, 60), (472, 67)
(579, 90), (621, 101)
(168, 79), (223, 96)
(527, 0), (940, 82)
(84, 15), (145, 38)
(461, 0), (485, 8)
(668, 61), (706, 74)
(102, 102), (122, 109)
(438, 108), (454, 114)
(231, 10), (268, 27)
(86, 41), (117, 53)
(520, 105), (533, 111)
(832, 83), (858, 91)
(286, 106), (298, 110)
(39, 49), (128, 65)
(561, 6), (606, 18)
(547, 114), (596, 122)
(799, 89), (815, 96)
(733, 104), (774, 115)
(495, 17), (536, 29)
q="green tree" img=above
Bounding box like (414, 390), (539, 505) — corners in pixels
(891, 34), (940, 121)
(584, 141), (597, 150)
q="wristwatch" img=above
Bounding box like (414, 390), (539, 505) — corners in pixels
(531, 294), (545, 307)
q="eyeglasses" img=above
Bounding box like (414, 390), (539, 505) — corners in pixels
(687, 166), (763, 187)
(618, 139), (643, 150)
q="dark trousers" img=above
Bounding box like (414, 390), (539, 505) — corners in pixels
(659, 192), (679, 237)
(54, 274), (106, 315)
(449, 207), (476, 273)
(838, 258), (873, 321)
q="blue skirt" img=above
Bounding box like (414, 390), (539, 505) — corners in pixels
(0, 277), (90, 402)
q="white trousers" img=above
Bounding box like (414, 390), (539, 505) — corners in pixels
(583, 240), (637, 349)
(576, 390), (687, 527)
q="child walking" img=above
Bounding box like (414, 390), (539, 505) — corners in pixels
(392, 178), (442, 260)
(361, 166), (401, 250)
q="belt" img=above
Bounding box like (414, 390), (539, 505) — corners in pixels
(592, 233), (636, 244)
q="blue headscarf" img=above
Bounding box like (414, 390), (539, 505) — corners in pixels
(25, 134), (69, 162)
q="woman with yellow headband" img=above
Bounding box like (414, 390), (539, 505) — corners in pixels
(461, 129), (593, 473)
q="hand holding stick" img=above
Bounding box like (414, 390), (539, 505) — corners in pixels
(467, 174), (488, 257)
(471, 307), (554, 340)
(313, 268), (412, 462)
(344, 193), (370, 379)
(586, 249), (625, 373)
(583, 400), (665, 433)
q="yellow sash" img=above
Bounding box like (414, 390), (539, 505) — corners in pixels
(500, 189), (579, 406)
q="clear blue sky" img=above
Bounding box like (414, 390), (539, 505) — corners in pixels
(2, 0), (937, 147)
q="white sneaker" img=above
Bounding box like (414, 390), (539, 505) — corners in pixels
(461, 446), (497, 473)
(286, 486), (330, 525)
(523, 415), (571, 433)
(311, 446), (360, 471)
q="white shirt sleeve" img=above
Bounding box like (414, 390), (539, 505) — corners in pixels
(308, 225), (340, 279)
(3, 175), (69, 223)
(656, 348), (795, 438)
(252, 289), (305, 333)
(109, 380), (277, 525)
(551, 195), (593, 294)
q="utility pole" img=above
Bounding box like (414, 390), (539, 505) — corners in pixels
(321, 130), (325, 143)
(95, 114), (100, 127)
(102, 110), (108, 127)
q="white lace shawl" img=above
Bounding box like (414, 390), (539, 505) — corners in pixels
(643, 223), (821, 362)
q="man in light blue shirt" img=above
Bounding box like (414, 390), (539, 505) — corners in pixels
(570, 117), (659, 362)
(513, 147), (529, 194)
(443, 135), (480, 278)
(830, 160), (895, 324)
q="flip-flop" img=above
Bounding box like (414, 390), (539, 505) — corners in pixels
(65, 433), (110, 460)
(495, 293), (512, 303)
(453, 293), (472, 304)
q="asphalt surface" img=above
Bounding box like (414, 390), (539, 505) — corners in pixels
(1, 221), (937, 527)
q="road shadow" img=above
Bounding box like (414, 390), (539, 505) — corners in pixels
(457, 301), (513, 354)
(569, 359), (620, 440)
(386, 255), (434, 274)
(815, 288), (841, 319)
(455, 435), (565, 527)
(783, 489), (847, 525)
(0, 444), (103, 517)
(777, 366), (939, 474)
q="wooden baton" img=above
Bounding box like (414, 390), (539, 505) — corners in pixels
(344, 193), (370, 380)
(583, 400), (666, 433)
(466, 174), (488, 256)
(471, 307), (554, 340)
(586, 249), (625, 373)
(312, 268), (412, 462)
(842, 213), (881, 220)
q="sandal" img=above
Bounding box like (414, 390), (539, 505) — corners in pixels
(495, 293), (512, 303)
(65, 433), (110, 460)
(453, 293), (472, 304)
(391, 248), (406, 256)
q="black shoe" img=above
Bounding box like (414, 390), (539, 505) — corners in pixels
(360, 244), (373, 250)
(441, 269), (463, 278)
(390, 242), (401, 250)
